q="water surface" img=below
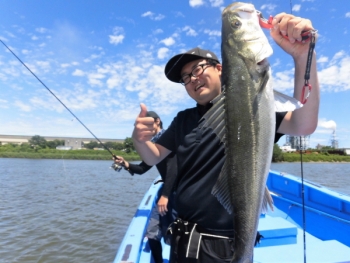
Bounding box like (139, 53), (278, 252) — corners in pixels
(1, 158), (349, 262)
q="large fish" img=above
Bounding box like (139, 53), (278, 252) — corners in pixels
(200, 2), (301, 262)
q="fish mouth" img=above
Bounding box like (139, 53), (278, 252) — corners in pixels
(256, 58), (270, 73)
(245, 37), (262, 42)
(257, 58), (268, 65)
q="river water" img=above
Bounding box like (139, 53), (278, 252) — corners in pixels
(1, 158), (350, 262)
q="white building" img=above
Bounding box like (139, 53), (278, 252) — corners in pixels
(280, 145), (297, 153)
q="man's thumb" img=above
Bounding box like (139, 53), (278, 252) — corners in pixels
(139, 103), (148, 117)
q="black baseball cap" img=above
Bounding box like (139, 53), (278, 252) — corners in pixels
(146, 111), (160, 119)
(164, 47), (220, 83)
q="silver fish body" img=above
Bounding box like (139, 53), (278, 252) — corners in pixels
(201, 2), (276, 262)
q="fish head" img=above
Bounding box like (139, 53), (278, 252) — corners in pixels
(222, 2), (273, 68)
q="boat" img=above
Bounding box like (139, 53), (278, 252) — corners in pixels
(113, 170), (350, 263)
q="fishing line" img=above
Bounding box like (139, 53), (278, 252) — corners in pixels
(289, 0), (308, 261)
(0, 39), (116, 159)
(299, 137), (307, 263)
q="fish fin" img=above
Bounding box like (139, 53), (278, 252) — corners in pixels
(274, 90), (303, 112)
(199, 92), (226, 143)
(211, 159), (234, 214)
(261, 186), (274, 214)
(200, 92), (233, 213)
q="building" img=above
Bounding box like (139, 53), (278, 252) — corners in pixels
(280, 145), (297, 153)
(0, 135), (124, 150)
(284, 135), (310, 150)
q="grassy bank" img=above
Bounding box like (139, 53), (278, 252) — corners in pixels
(281, 152), (350, 162)
(1, 150), (349, 162)
(0, 149), (141, 161)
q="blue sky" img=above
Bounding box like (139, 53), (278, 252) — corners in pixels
(0, 0), (349, 149)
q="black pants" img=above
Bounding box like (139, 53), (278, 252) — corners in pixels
(169, 219), (235, 263)
(171, 235), (234, 263)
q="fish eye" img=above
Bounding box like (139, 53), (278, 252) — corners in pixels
(231, 20), (241, 28)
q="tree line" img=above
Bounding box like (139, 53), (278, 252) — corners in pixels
(0, 135), (135, 153)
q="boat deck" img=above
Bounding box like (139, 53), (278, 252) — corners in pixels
(114, 172), (350, 263)
(133, 209), (350, 263)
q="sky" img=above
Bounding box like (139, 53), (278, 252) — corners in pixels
(0, 0), (349, 149)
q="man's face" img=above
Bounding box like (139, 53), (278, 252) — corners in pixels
(180, 59), (222, 105)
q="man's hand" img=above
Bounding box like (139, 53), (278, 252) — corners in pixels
(157, 195), (169, 216)
(113, 155), (129, 169)
(270, 13), (317, 59)
(132, 103), (156, 143)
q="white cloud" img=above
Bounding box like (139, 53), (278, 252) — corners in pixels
(72, 69), (85, 76)
(153, 29), (163, 34)
(0, 99), (8, 109)
(31, 35), (38, 40)
(36, 61), (50, 71)
(87, 72), (105, 87)
(260, 4), (277, 14)
(209, 0), (223, 7)
(157, 47), (169, 59)
(154, 14), (165, 21)
(204, 29), (221, 37)
(160, 37), (175, 46)
(14, 100), (32, 112)
(318, 51), (350, 92)
(318, 119), (336, 130)
(183, 26), (198, 36)
(346, 12), (350, 18)
(190, 0), (204, 8)
(317, 56), (328, 63)
(109, 34), (124, 45)
(272, 69), (295, 93)
(36, 27), (48, 33)
(292, 4), (301, 12)
(142, 11), (153, 18)
(141, 11), (165, 21)
(109, 27), (125, 45)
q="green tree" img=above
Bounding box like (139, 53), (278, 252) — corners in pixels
(29, 135), (47, 149)
(46, 139), (65, 149)
(272, 143), (284, 162)
(84, 141), (99, 149)
(123, 137), (135, 153)
(20, 143), (32, 151)
(114, 142), (125, 150)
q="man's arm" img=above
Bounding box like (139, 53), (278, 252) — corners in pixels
(114, 156), (152, 175)
(132, 103), (171, 166)
(270, 13), (320, 136)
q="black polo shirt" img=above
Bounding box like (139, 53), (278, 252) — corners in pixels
(156, 104), (286, 230)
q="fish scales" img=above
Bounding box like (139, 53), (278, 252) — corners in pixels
(201, 2), (275, 262)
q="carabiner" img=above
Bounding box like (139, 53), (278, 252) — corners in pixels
(257, 10), (314, 42)
(301, 83), (312, 104)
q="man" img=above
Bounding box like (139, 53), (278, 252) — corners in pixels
(132, 13), (319, 262)
(114, 111), (176, 263)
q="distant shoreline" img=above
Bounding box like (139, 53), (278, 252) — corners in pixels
(1, 153), (349, 162)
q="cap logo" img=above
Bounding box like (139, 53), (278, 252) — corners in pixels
(191, 52), (195, 54)
(206, 53), (212, 58)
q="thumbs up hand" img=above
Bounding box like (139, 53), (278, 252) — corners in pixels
(132, 103), (156, 143)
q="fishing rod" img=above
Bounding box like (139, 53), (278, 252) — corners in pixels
(288, 0), (313, 261)
(0, 39), (124, 172)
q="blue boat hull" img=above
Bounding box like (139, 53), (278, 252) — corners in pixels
(114, 170), (350, 263)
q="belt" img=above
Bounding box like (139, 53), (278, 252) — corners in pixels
(168, 218), (234, 259)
